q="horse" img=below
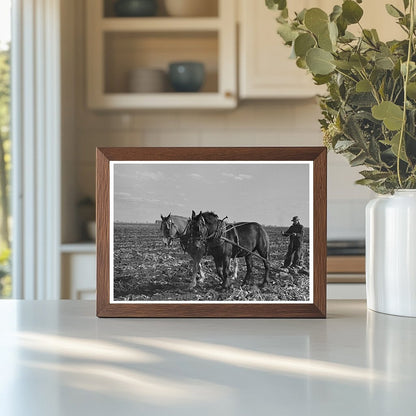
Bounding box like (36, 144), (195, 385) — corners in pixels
(189, 211), (270, 289)
(160, 213), (206, 289)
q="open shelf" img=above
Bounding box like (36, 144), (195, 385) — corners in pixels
(87, 0), (236, 109)
(61, 242), (96, 254)
(91, 92), (234, 109)
(101, 17), (221, 32)
(104, 31), (218, 94)
(103, 0), (219, 18)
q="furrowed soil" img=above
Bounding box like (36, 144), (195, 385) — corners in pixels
(113, 223), (310, 302)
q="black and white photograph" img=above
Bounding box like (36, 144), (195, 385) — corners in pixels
(110, 161), (313, 303)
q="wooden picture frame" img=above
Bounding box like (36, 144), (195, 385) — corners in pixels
(96, 147), (327, 318)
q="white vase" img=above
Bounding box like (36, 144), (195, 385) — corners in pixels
(366, 190), (416, 317)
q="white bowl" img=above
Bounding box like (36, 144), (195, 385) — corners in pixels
(164, 0), (218, 17)
(128, 68), (167, 93)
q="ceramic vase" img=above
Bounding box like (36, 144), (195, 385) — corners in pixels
(114, 0), (157, 17)
(168, 62), (205, 92)
(366, 190), (416, 317)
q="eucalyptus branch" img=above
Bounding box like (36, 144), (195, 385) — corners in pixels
(334, 68), (358, 84)
(358, 69), (381, 104)
(397, 0), (415, 188)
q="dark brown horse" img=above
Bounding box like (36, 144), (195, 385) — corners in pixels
(189, 211), (270, 288)
(160, 213), (206, 289)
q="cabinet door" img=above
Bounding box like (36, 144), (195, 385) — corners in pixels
(239, 0), (403, 99)
(239, 0), (326, 99)
(62, 253), (96, 300)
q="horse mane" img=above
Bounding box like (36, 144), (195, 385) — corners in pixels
(201, 211), (219, 225)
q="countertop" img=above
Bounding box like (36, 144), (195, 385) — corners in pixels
(0, 300), (415, 415)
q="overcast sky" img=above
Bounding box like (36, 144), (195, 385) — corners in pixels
(113, 162), (310, 227)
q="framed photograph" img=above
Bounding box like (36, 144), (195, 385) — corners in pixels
(96, 147), (327, 318)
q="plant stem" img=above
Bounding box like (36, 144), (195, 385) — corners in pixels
(334, 68), (358, 84)
(398, 0), (415, 188)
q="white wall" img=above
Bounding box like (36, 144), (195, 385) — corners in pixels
(62, 0), (375, 243)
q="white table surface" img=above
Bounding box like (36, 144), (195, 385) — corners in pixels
(0, 300), (415, 416)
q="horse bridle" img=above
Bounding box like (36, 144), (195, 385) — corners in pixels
(191, 216), (227, 245)
(162, 218), (188, 241)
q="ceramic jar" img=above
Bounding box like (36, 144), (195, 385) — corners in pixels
(128, 68), (167, 93)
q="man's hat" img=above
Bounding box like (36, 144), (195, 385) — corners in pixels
(292, 216), (299, 222)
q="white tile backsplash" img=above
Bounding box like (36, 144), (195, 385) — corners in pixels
(73, 98), (370, 240)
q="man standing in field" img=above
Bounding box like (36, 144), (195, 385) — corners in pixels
(282, 216), (304, 268)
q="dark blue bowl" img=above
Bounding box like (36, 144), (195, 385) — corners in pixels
(114, 0), (158, 17)
(168, 62), (205, 93)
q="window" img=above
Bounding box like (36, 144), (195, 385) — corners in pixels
(0, 0), (11, 298)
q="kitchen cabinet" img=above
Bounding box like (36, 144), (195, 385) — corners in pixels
(238, 0), (404, 99)
(86, 0), (237, 109)
(238, 0), (325, 99)
(61, 245), (96, 300)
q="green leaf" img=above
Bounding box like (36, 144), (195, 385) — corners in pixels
(375, 55), (395, 70)
(350, 54), (368, 70)
(318, 27), (334, 52)
(336, 15), (348, 36)
(371, 29), (380, 42)
(401, 61), (416, 77)
(294, 33), (316, 58)
(306, 48), (335, 75)
(360, 170), (391, 181)
(355, 178), (377, 186)
(344, 114), (367, 147)
(304, 8), (329, 35)
(313, 74), (332, 85)
(385, 4), (403, 18)
(363, 29), (376, 46)
(348, 92), (377, 107)
(342, 0), (364, 24)
(266, 0), (287, 11)
(381, 132), (409, 162)
(372, 101), (404, 130)
(277, 23), (298, 43)
(333, 60), (352, 70)
(369, 136), (382, 163)
(339, 32), (356, 43)
(350, 151), (367, 167)
(296, 57), (307, 69)
(407, 82), (416, 99)
(296, 8), (307, 23)
(330, 5), (342, 22)
(328, 21), (338, 44)
(356, 79), (372, 92)
(334, 139), (355, 151)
